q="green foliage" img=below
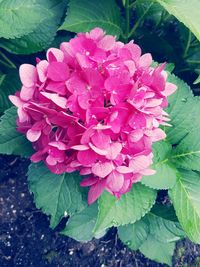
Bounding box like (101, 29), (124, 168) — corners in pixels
(28, 162), (87, 228)
(155, 0), (200, 41)
(0, 71), (20, 113)
(61, 203), (98, 242)
(0, 0), (67, 54)
(0, 0), (200, 266)
(119, 205), (184, 266)
(172, 126), (200, 171)
(165, 74), (195, 144)
(118, 219), (149, 250)
(94, 183), (156, 233)
(0, 107), (33, 157)
(141, 141), (177, 189)
(59, 0), (122, 37)
(169, 169), (200, 244)
(139, 235), (175, 266)
(0, 0), (51, 39)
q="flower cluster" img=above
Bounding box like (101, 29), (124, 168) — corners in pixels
(10, 28), (176, 204)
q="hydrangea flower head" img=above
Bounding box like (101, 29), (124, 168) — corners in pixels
(10, 28), (176, 204)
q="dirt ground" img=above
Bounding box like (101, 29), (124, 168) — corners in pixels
(0, 155), (200, 267)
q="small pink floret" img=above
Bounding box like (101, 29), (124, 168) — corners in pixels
(10, 28), (176, 204)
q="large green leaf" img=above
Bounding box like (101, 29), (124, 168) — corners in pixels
(62, 203), (98, 242)
(0, 0), (51, 39)
(171, 125), (200, 171)
(59, 0), (122, 37)
(141, 141), (177, 189)
(155, 0), (200, 41)
(0, 107), (33, 157)
(169, 169), (200, 244)
(118, 219), (149, 250)
(94, 183), (156, 233)
(118, 204), (184, 252)
(0, 71), (20, 113)
(139, 235), (175, 266)
(28, 163), (87, 228)
(146, 212), (185, 243)
(165, 74), (196, 144)
(0, 0), (67, 54)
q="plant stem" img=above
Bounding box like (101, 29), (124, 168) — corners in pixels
(0, 50), (16, 69)
(128, 0), (137, 9)
(125, 0), (130, 43)
(128, 2), (153, 39)
(183, 30), (192, 58)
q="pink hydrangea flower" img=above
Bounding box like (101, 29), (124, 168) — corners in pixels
(10, 28), (176, 204)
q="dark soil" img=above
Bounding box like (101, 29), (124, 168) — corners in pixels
(0, 155), (200, 267)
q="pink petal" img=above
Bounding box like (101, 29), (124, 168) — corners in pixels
(49, 141), (68, 150)
(116, 166), (133, 174)
(77, 149), (97, 165)
(91, 131), (110, 149)
(139, 53), (152, 68)
(88, 179), (106, 205)
(92, 161), (113, 178)
(89, 142), (108, 156)
(129, 155), (150, 172)
(98, 35), (115, 51)
(9, 95), (23, 108)
(140, 169), (156, 175)
(129, 129), (143, 143)
(106, 171), (124, 192)
(93, 124), (111, 130)
(41, 92), (67, 109)
(106, 142), (122, 160)
(71, 144), (89, 151)
(37, 60), (48, 82)
(124, 60), (136, 76)
(89, 28), (104, 40)
(47, 48), (64, 62)
(80, 177), (98, 187)
(146, 99), (163, 108)
(19, 64), (37, 87)
(80, 168), (92, 175)
(20, 86), (35, 101)
(47, 62), (69, 81)
(26, 129), (41, 142)
(151, 128), (166, 142)
(164, 82), (177, 96)
(46, 155), (57, 166)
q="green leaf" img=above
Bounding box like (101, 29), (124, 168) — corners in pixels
(28, 162), (87, 228)
(169, 169), (200, 244)
(165, 73), (199, 144)
(155, 0), (200, 41)
(118, 219), (149, 250)
(59, 0), (122, 37)
(94, 183), (156, 233)
(0, 0), (67, 54)
(193, 74), (200, 85)
(62, 203), (98, 242)
(139, 235), (175, 266)
(0, 0), (51, 39)
(172, 124), (200, 171)
(0, 71), (20, 113)
(141, 141), (177, 189)
(146, 212), (185, 243)
(119, 204), (184, 252)
(0, 107), (33, 157)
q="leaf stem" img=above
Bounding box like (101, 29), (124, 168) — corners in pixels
(183, 30), (192, 58)
(128, 0), (137, 9)
(128, 2), (153, 39)
(125, 0), (130, 43)
(0, 50), (16, 69)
